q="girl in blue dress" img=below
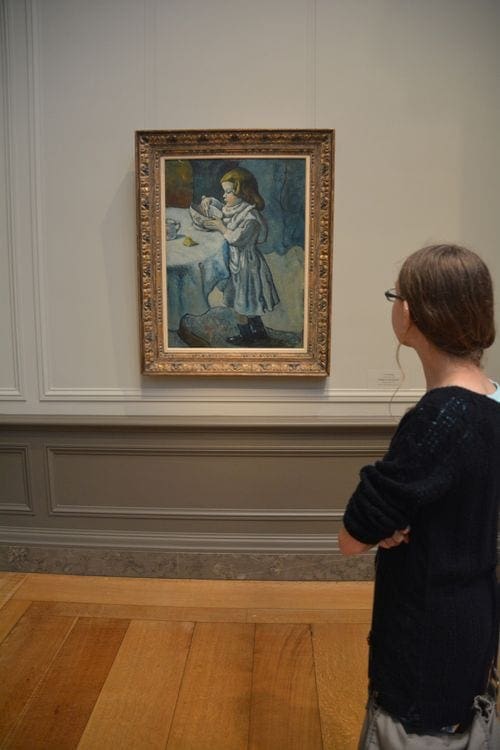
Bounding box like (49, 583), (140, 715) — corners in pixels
(202, 167), (280, 345)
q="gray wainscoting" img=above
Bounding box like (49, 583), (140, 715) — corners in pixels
(0, 417), (395, 580)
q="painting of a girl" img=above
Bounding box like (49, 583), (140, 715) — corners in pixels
(201, 167), (280, 345)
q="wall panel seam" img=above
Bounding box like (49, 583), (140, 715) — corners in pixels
(44, 444), (387, 456)
(0, 0), (25, 400)
(47, 506), (347, 521)
(25, 0), (49, 402)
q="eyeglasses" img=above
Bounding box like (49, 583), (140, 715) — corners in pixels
(384, 289), (405, 302)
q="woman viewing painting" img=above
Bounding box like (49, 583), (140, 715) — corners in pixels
(340, 244), (500, 748)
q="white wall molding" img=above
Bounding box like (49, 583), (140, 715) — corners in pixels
(25, 0), (50, 403)
(0, 0), (25, 401)
(0, 388), (24, 399)
(41, 385), (423, 404)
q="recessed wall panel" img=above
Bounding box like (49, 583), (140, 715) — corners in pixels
(46, 446), (377, 518)
(0, 447), (32, 513)
(37, 0), (145, 390)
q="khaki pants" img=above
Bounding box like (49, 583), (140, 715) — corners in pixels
(358, 695), (500, 749)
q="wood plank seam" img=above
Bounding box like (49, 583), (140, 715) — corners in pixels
(5, 616), (131, 748)
(0, 599), (32, 645)
(311, 622), (328, 750)
(163, 618), (196, 748)
(2, 614), (79, 746)
(309, 623), (326, 750)
(245, 618), (258, 750)
(0, 574), (28, 610)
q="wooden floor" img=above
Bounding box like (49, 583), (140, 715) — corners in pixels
(0, 572), (373, 750)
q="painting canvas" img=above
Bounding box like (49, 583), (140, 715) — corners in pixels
(136, 130), (334, 376)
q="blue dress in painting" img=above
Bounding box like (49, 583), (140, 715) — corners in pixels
(211, 198), (280, 317)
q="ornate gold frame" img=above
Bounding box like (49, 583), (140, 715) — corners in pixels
(136, 129), (334, 376)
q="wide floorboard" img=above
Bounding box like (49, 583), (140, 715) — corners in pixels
(0, 572), (373, 749)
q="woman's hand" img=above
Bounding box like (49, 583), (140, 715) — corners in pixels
(378, 526), (411, 549)
(205, 218), (226, 234)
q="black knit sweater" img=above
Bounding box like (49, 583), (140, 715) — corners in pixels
(343, 387), (500, 733)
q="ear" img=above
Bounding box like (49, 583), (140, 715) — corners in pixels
(399, 300), (416, 343)
(402, 300), (412, 326)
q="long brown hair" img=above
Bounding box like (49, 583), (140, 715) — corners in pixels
(220, 167), (265, 211)
(398, 244), (495, 364)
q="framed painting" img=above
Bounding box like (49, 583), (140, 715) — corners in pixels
(136, 129), (334, 376)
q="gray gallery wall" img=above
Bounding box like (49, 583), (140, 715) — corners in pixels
(1, 0), (499, 578)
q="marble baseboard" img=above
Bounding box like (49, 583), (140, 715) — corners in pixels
(0, 545), (375, 581)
